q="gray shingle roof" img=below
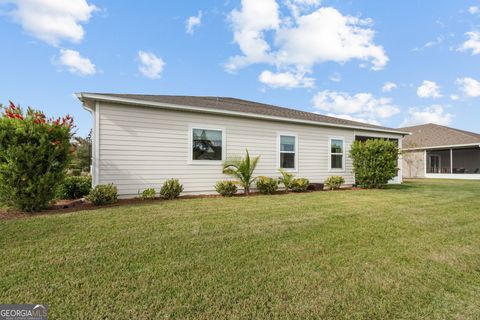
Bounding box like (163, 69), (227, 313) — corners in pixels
(399, 123), (480, 148)
(79, 93), (406, 133)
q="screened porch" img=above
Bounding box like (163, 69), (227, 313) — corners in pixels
(426, 146), (480, 178)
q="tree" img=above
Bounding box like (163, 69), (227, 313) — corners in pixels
(0, 101), (74, 211)
(222, 149), (260, 196)
(70, 130), (92, 174)
(349, 139), (399, 188)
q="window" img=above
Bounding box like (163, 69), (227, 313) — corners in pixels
(330, 138), (344, 170)
(279, 134), (297, 170)
(191, 128), (223, 162)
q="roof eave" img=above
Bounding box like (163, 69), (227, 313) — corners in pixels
(403, 143), (480, 150)
(76, 92), (410, 136)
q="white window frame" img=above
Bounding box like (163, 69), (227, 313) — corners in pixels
(188, 125), (226, 165)
(329, 136), (345, 172)
(277, 132), (298, 172)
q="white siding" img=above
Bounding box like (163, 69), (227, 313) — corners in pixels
(96, 102), (402, 197)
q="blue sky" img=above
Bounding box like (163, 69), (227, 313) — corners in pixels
(1, 0), (480, 136)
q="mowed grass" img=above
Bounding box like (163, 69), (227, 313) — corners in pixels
(1, 180), (480, 319)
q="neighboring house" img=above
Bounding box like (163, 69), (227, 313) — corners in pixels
(77, 93), (408, 198)
(401, 123), (480, 180)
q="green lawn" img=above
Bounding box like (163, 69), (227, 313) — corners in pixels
(1, 180), (479, 319)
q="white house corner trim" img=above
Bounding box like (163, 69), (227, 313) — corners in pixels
(94, 101), (100, 186)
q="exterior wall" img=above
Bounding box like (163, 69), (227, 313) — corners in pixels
(96, 102), (403, 197)
(402, 150), (425, 178)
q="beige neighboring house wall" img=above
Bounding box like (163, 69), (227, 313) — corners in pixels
(402, 150), (425, 178)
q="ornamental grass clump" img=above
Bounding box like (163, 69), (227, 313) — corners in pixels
(0, 101), (74, 212)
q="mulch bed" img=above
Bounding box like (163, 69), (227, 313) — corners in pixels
(0, 187), (361, 221)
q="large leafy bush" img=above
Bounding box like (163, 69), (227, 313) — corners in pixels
(0, 102), (73, 211)
(160, 179), (184, 200)
(215, 180), (238, 197)
(87, 184), (118, 205)
(256, 176), (278, 195)
(349, 139), (399, 188)
(57, 176), (92, 199)
(222, 149), (260, 196)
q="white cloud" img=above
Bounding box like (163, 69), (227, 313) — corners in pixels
(225, 0), (280, 71)
(226, 1), (388, 83)
(459, 31), (480, 55)
(4, 0), (97, 46)
(58, 49), (96, 76)
(186, 10), (202, 35)
(401, 105), (453, 127)
(450, 94), (460, 101)
(417, 80), (442, 98)
(325, 113), (380, 125)
(259, 70), (314, 88)
(468, 6), (479, 14)
(329, 72), (341, 82)
(382, 81), (397, 92)
(137, 51), (165, 79)
(312, 90), (400, 124)
(456, 77), (480, 97)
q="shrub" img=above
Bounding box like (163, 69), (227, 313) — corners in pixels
(349, 139), (399, 188)
(325, 176), (345, 190)
(215, 181), (238, 197)
(139, 188), (156, 200)
(256, 176), (278, 195)
(57, 176), (92, 199)
(223, 149), (260, 196)
(0, 101), (73, 212)
(290, 178), (310, 192)
(278, 169), (295, 192)
(87, 184), (118, 206)
(160, 179), (184, 200)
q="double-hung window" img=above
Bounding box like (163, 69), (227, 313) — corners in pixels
(329, 138), (344, 170)
(279, 134), (297, 170)
(190, 127), (224, 163)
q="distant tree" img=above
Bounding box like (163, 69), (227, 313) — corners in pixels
(70, 130), (92, 175)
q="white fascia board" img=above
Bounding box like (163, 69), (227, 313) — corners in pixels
(76, 93), (410, 136)
(403, 143), (480, 151)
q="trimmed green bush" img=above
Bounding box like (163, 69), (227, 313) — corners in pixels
(57, 176), (92, 199)
(325, 176), (345, 190)
(278, 169), (295, 192)
(160, 179), (184, 200)
(87, 184), (118, 206)
(349, 139), (399, 188)
(215, 181), (238, 197)
(256, 176), (278, 195)
(0, 102), (73, 212)
(140, 188), (156, 200)
(290, 178), (310, 192)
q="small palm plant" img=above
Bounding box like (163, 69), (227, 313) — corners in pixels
(278, 168), (295, 192)
(222, 149), (260, 196)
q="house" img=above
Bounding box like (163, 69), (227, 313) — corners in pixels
(400, 123), (480, 180)
(76, 93), (408, 198)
